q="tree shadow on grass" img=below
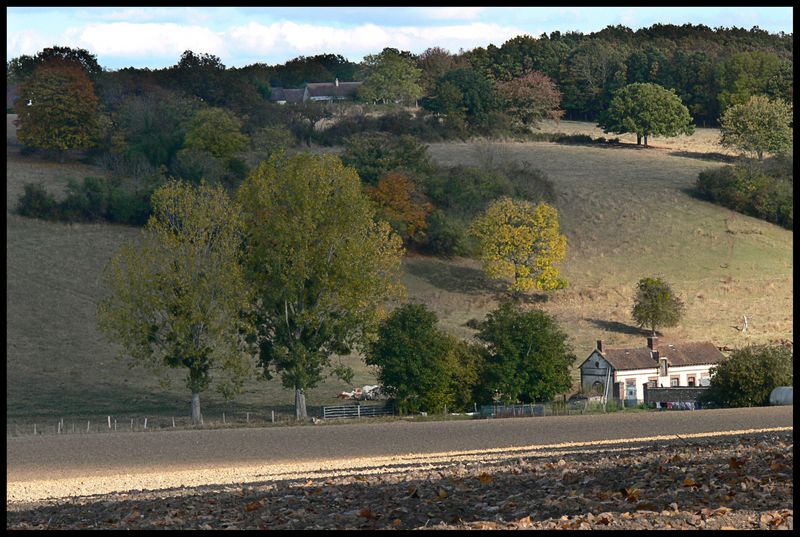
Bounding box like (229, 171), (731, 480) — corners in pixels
(585, 318), (650, 337)
(668, 150), (739, 164)
(404, 258), (505, 296)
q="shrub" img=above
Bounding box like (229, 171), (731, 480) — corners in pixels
(423, 166), (517, 216)
(423, 210), (469, 257)
(16, 183), (58, 219)
(172, 147), (226, 185)
(59, 176), (111, 222)
(696, 161), (793, 229)
(341, 132), (435, 185)
(703, 344), (793, 407)
(251, 124), (296, 158)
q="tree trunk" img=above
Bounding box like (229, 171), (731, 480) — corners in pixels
(295, 387), (307, 420)
(191, 392), (202, 424)
(636, 134), (642, 145)
(644, 135), (648, 147)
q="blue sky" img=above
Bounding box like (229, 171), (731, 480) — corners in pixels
(7, 7), (794, 70)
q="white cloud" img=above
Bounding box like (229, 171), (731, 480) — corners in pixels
(227, 20), (528, 61)
(65, 22), (228, 59)
(7, 29), (53, 57)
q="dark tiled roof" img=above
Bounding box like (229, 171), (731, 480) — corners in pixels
(268, 87), (305, 103)
(599, 340), (724, 371)
(305, 81), (362, 98)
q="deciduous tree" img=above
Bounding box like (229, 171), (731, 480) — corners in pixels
(366, 303), (458, 414)
(497, 71), (564, 131)
(365, 172), (433, 243)
(631, 277), (685, 336)
(719, 95), (793, 161)
(475, 301), (575, 404)
(469, 197), (568, 294)
(237, 153), (405, 419)
(358, 47), (423, 105)
(182, 107), (250, 165)
(97, 181), (255, 424)
(598, 82), (695, 146)
(14, 60), (102, 155)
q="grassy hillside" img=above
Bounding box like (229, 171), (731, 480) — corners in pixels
(6, 115), (793, 423)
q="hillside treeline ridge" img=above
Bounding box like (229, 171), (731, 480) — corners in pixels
(8, 23), (792, 127)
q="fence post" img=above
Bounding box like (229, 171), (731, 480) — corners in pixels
(114, 419), (117, 431)
(223, 412), (226, 424)
(271, 410), (275, 423)
(131, 418), (134, 430)
(144, 418), (147, 430)
(108, 416), (111, 429)
(87, 420), (90, 432)
(172, 417), (175, 428)
(34, 424), (36, 435)
(357, 405), (361, 418)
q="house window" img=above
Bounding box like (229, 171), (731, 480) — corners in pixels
(687, 375), (696, 387)
(647, 377), (657, 388)
(595, 361), (600, 368)
(670, 376), (680, 387)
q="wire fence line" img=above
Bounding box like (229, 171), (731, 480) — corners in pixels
(6, 408), (307, 438)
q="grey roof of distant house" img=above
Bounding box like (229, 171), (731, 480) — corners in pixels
(586, 341), (725, 371)
(305, 81), (362, 98)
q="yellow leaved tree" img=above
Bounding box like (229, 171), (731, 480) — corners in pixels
(469, 197), (567, 294)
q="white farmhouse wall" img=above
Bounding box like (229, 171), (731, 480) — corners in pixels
(615, 364), (714, 401)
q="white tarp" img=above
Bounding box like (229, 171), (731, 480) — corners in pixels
(769, 386), (793, 406)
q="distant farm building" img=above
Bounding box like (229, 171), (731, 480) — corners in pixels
(268, 79), (362, 104)
(578, 337), (725, 405)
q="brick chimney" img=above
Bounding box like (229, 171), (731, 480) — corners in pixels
(652, 350), (660, 361)
(647, 336), (657, 351)
(596, 339), (604, 353)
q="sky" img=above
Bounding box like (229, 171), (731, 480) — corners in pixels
(6, 6), (795, 70)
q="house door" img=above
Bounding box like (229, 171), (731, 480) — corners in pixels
(625, 379), (637, 401)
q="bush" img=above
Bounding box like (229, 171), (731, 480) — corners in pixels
(341, 132), (435, 185)
(16, 183), (58, 219)
(553, 133), (594, 145)
(172, 147), (226, 185)
(422, 210), (470, 257)
(702, 344), (793, 407)
(17, 175), (156, 226)
(250, 124), (296, 158)
(423, 166), (517, 216)
(696, 161), (793, 229)
(59, 176), (111, 222)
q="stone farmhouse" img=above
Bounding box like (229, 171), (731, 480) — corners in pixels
(578, 337), (725, 404)
(268, 78), (362, 104)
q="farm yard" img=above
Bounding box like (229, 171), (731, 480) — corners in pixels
(6, 113), (793, 426)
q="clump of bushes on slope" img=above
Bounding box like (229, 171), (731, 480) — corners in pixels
(695, 156), (793, 229)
